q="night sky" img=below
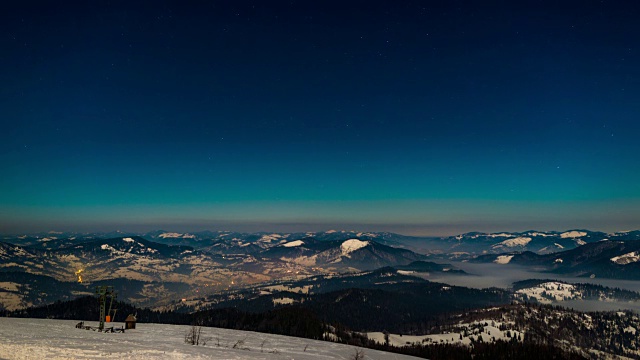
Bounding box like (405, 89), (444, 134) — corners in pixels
(1, 1), (639, 235)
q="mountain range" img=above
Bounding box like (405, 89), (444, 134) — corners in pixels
(7, 228), (639, 256)
(0, 232), (427, 310)
(417, 230), (640, 259)
(472, 238), (640, 280)
(2, 229), (640, 311)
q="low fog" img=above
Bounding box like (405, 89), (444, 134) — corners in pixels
(418, 262), (640, 312)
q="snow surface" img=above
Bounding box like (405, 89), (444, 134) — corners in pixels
(515, 282), (581, 303)
(0, 282), (20, 292)
(0, 318), (419, 360)
(0, 291), (25, 310)
(259, 234), (283, 242)
(560, 231), (587, 238)
(611, 252), (640, 265)
(272, 297), (295, 305)
(487, 233), (514, 238)
(492, 237), (531, 248)
(489, 233), (513, 237)
(282, 240), (304, 248)
(262, 285), (312, 294)
(159, 233), (195, 239)
(340, 239), (369, 256)
(368, 320), (524, 347)
(527, 232), (552, 237)
(494, 255), (514, 264)
(396, 270), (415, 275)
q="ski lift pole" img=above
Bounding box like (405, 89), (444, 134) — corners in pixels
(95, 286), (116, 331)
(107, 288), (117, 322)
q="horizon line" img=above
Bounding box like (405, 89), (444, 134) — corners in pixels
(2, 227), (636, 238)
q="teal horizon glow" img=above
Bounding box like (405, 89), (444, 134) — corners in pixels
(1, 2), (639, 235)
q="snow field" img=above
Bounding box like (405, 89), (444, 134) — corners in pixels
(340, 239), (369, 256)
(494, 255), (514, 264)
(0, 317), (420, 360)
(282, 240), (304, 248)
(492, 237), (532, 248)
(515, 282), (581, 303)
(560, 231), (587, 239)
(367, 321), (524, 347)
(611, 252), (640, 265)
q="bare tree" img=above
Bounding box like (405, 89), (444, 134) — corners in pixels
(232, 337), (247, 349)
(184, 325), (203, 345)
(184, 324), (211, 346)
(350, 348), (365, 360)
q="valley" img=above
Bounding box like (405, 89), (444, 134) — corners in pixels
(3, 229), (640, 359)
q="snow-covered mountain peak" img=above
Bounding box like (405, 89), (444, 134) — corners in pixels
(493, 237), (532, 248)
(611, 252), (640, 265)
(494, 255), (514, 264)
(158, 232), (195, 239)
(282, 240), (304, 248)
(259, 234), (283, 242)
(526, 232), (553, 237)
(560, 231), (587, 238)
(487, 233), (515, 238)
(341, 239), (369, 256)
(100, 244), (115, 251)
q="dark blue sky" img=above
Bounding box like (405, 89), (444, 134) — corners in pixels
(1, 1), (639, 235)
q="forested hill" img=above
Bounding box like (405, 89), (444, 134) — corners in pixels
(1, 296), (325, 339)
(2, 296), (590, 359)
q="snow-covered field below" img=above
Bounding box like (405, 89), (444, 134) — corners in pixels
(515, 281), (580, 303)
(367, 320), (524, 347)
(0, 317), (419, 360)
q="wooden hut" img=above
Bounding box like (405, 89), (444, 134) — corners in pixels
(125, 314), (137, 329)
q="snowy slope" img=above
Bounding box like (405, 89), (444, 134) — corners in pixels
(0, 318), (420, 360)
(491, 237), (532, 249)
(368, 320), (524, 347)
(473, 239), (640, 280)
(426, 230), (616, 259)
(560, 231), (587, 239)
(282, 240), (304, 248)
(611, 252), (640, 265)
(340, 239), (370, 255)
(494, 255), (514, 264)
(515, 282), (581, 303)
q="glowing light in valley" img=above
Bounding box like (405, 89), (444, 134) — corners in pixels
(75, 269), (84, 284)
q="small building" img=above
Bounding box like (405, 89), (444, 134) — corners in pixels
(125, 314), (137, 329)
